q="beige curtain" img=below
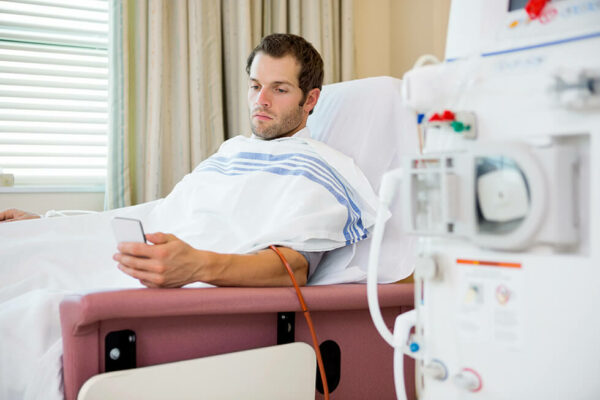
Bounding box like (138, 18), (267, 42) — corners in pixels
(107, 0), (354, 208)
(107, 0), (224, 207)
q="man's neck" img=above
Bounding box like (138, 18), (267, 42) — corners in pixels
(251, 126), (310, 140)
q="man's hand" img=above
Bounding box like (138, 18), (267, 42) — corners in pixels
(0, 208), (40, 223)
(113, 232), (208, 288)
(114, 232), (309, 288)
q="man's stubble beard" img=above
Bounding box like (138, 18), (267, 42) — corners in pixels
(251, 105), (304, 140)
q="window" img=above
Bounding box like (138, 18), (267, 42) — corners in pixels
(0, 0), (109, 189)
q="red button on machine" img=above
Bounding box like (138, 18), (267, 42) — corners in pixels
(525, 0), (550, 19)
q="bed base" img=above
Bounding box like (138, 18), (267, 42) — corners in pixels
(60, 284), (415, 400)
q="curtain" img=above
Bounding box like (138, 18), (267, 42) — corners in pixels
(106, 0), (354, 209)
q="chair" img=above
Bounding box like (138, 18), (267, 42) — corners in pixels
(77, 342), (316, 400)
(60, 76), (418, 400)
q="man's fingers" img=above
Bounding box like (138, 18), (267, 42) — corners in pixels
(116, 232), (175, 256)
(117, 241), (154, 258)
(117, 263), (163, 286)
(140, 279), (158, 288)
(117, 241), (174, 262)
(114, 252), (154, 271)
(114, 252), (171, 277)
(1, 208), (18, 220)
(145, 232), (173, 245)
(0, 210), (10, 221)
(0, 208), (39, 222)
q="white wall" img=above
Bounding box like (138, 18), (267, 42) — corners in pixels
(0, 190), (104, 215)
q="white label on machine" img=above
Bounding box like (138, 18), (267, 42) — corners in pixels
(455, 259), (524, 350)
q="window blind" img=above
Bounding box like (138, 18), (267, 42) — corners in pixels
(0, 0), (109, 188)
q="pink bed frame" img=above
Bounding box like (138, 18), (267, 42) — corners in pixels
(60, 283), (415, 399)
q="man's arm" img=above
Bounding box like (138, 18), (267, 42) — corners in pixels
(113, 232), (309, 288)
(0, 208), (40, 222)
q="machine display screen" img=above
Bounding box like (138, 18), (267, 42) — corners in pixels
(508, 0), (529, 11)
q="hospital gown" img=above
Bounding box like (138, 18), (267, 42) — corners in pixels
(0, 129), (382, 400)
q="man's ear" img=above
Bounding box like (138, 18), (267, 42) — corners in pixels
(303, 88), (320, 114)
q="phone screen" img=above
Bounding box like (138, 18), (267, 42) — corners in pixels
(111, 217), (147, 243)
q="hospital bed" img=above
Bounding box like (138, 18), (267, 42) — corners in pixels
(59, 76), (418, 399)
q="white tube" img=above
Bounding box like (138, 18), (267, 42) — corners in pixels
(367, 168), (404, 347)
(393, 309), (417, 400)
(43, 209), (99, 218)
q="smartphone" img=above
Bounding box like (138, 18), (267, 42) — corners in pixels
(111, 217), (147, 243)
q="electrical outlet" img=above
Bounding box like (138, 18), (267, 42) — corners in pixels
(0, 174), (14, 187)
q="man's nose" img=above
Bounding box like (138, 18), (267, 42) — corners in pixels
(255, 88), (271, 108)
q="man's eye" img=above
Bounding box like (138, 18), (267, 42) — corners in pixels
(250, 85), (259, 90)
(276, 88), (287, 93)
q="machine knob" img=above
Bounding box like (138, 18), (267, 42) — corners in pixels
(423, 359), (448, 381)
(453, 368), (482, 392)
(415, 256), (439, 281)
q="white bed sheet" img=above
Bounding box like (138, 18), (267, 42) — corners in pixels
(0, 204), (152, 400)
(0, 132), (383, 400)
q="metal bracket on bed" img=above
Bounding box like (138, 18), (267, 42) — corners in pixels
(276, 312), (342, 393)
(105, 329), (137, 372)
(277, 312), (295, 344)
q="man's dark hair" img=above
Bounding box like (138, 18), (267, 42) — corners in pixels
(246, 33), (324, 111)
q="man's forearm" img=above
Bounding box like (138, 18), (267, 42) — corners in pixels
(115, 233), (309, 288)
(202, 246), (309, 287)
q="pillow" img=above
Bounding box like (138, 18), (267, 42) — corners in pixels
(306, 76), (417, 284)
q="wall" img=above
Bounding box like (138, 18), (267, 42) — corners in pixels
(0, 190), (104, 215)
(354, 0), (393, 77)
(354, 0), (451, 79)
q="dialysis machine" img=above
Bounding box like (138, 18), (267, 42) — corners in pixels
(368, 0), (600, 399)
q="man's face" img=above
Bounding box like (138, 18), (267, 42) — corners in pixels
(248, 53), (307, 140)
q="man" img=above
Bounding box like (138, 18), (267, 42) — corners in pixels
(0, 34), (372, 289)
(0, 33), (380, 400)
